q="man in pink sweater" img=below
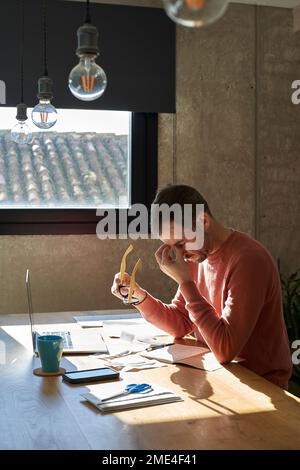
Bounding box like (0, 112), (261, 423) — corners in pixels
(112, 184), (292, 389)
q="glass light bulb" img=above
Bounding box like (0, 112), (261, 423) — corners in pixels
(163, 0), (228, 28)
(31, 100), (57, 129)
(68, 55), (107, 102)
(11, 120), (32, 145)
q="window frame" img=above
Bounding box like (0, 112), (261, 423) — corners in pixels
(0, 112), (158, 235)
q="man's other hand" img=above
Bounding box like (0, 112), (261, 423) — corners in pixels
(111, 272), (147, 303)
(155, 244), (192, 285)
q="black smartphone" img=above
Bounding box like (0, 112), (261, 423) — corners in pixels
(62, 367), (119, 384)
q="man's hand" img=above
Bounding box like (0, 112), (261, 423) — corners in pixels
(111, 272), (147, 304)
(155, 245), (192, 285)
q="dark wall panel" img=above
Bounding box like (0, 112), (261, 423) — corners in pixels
(0, 0), (175, 112)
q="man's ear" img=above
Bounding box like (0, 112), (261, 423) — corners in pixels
(203, 212), (211, 232)
(196, 211), (210, 232)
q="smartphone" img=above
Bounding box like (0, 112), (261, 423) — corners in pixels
(62, 367), (119, 384)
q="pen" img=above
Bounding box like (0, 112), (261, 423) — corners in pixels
(146, 343), (174, 352)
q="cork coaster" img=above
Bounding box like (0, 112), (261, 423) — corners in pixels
(33, 367), (66, 377)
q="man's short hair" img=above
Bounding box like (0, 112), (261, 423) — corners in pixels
(152, 184), (212, 219)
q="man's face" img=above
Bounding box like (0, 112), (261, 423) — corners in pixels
(160, 221), (209, 263)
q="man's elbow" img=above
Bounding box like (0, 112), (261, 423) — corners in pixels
(208, 329), (241, 364)
(214, 348), (238, 365)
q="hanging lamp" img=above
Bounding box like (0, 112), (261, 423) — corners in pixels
(11, 0), (32, 145)
(68, 0), (107, 101)
(163, 0), (229, 28)
(31, 0), (57, 129)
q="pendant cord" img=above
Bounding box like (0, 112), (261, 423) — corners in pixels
(43, 0), (48, 76)
(85, 0), (91, 23)
(20, 0), (24, 102)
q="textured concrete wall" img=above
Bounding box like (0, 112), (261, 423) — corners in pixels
(0, 3), (300, 314)
(176, 3), (256, 235)
(0, 235), (175, 315)
(257, 7), (300, 273)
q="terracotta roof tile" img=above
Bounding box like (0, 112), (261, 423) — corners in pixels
(0, 130), (128, 207)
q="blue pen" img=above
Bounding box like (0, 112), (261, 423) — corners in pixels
(100, 383), (153, 402)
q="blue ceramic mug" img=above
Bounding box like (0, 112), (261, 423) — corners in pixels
(37, 335), (63, 373)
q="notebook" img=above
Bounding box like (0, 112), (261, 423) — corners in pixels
(81, 382), (183, 412)
(141, 344), (243, 372)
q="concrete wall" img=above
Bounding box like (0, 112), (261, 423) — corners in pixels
(0, 3), (300, 314)
(257, 6), (300, 273)
(176, 3), (256, 236)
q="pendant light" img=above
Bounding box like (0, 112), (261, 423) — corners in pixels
(31, 0), (57, 129)
(163, 0), (229, 28)
(68, 0), (107, 102)
(11, 0), (32, 145)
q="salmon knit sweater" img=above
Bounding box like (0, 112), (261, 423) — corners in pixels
(136, 230), (292, 389)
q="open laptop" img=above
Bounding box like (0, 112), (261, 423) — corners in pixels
(25, 269), (108, 355)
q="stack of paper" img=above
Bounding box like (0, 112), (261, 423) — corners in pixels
(81, 382), (183, 412)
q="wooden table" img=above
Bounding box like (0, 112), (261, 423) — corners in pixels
(0, 311), (300, 450)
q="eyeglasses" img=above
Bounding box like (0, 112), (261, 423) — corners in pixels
(119, 244), (142, 305)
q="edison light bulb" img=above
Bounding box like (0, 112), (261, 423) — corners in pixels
(68, 55), (107, 102)
(163, 0), (229, 28)
(32, 77), (57, 129)
(11, 103), (32, 145)
(31, 99), (57, 129)
(11, 120), (32, 145)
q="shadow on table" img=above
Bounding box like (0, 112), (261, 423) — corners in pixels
(222, 362), (300, 411)
(169, 366), (243, 416)
(170, 359), (300, 419)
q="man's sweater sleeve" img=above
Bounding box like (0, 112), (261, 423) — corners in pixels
(179, 252), (271, 363)
(135, 287), (195, 338)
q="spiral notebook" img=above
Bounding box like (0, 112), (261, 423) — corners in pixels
(81, 382), (183, 412)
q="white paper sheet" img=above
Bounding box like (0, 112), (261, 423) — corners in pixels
(73, 311), (140, 327)
(142, 344), (209, 362)
(104, 339), (148, 357)
(102, 318), (168, 339)
(141, 344), (244, 371)
(106, 354), (167, 372)
(74, 318), (103, 328)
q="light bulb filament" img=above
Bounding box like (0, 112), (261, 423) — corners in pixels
(40, 111), (49, 123)
(185, 0), (205, 10)
(81, 74), (95, 92)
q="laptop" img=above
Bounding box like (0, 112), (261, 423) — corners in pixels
(25, 269), (108, 355)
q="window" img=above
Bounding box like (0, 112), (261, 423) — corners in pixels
(0, 110), (158, 234)
(0, 109), (130, 209)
